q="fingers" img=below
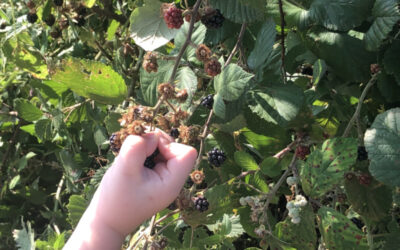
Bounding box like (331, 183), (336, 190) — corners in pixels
(116, 132), (159, 175)
(154, 142), (197, 195)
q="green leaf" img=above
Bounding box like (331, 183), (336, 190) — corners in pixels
(67, 195), (88, 228)
(175, 67), (198, 110)
(174, 22), (206, 62)
(300, 138), (357, 198)
(260, 157), (281, 177)
(104, 112), (121, 134)
(214, 64), (253, 101)
(34, 119), (52, 141)
(51, 58), (127, 104)
(94, 125), (107, 147)
(246, 83), (304, 127)
(364, 108), (400, 186)
(248, 171), (269, 193)
(84, 0), (96, 8)
(106, 20), (120, 41)
(129, 0), (178, 51)
(312, 59), (327, 86)
(273, 205), (317, 250)
(266, 0), (310, 29)
(364, 0), (400, 51)
(377, 70), (400, 103)
(14, 99), (43, 122)
(317, 207), (368, 249)
(139, 60), (174, 106)
(207, 214), (244, 238)
(345, 173), (392, 222)
(308, 0), (374, 31)
(234, 151), (259, 171)
(212, 93), (226, 119)
(248, 18), (276, 72)
(304, 29), (375, 82)
(383, 40), (400, 84)
(209, 0), (264, 23)
(9, 175), (21, 190)
(12, 219), (35, 250)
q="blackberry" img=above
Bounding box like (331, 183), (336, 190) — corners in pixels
(207, 147), (226, 167)
(301, 66), (313, 76)
(295, 145), (310, 160)
(0, 22), (6, 30)
(358, 173), (372, 186)
(54, 0), (63, 7)
(74, 16), (85, 27)
(200, 94), (214, 109)
(196, 44), (211, 62)
(50, 28), (62, 39)
(27, 12), (38, 24)
(144, 149), (159, 169)
(143, 51), (158, 73)
(194, 197), (209, 212)
(76, 5), (87, 16)
(350, 218), (364, 230)
(204, 58), (221, 77)
(163, 6), (184, 29)
(170, 128), (179, 138)
(44, 14), (56, 27)
(201, 9), (224, 29)
(109, 133), (120, 153)
(357, 146), (368, 161)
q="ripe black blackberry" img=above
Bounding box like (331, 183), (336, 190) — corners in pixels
(350, 218), (364, 230)
(295, 145), (310, 160)
(54, 0), (63, 6)
(163, 6), (184, 29)
(0, 22), (6, 30)
(200, 94), (214, 109)
(201, 9), (224, 29)
(170, 128), (179, 138)
(27, 12), (38, 24)
(194, 197), (209, 212)
(207, 147), (226, 167)
(109, 133), (120, 153)
(204, 58), (221, 77)
(357, 146), (368, 161)
(74, 16), (85, 27)
(44, 14), (56, 27)
(144, 149), (159, 169)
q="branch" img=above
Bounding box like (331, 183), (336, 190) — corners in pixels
(342, 73), (379, 137)
(278, 0), (287, 83)
(167, 0), (202, 85)
(225, 23), (247, 67)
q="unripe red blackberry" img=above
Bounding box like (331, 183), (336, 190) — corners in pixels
(204, 58), (221, 77)
(170, 128), (179, 138)
(27, 12), (38, 24)
(358, 173), (372, 186)
(207, 147), (226, 167)
(27, 0), (36, 9)
(54, 0), (63, 7)
(200, 94), (214, 109)
(44, 14), (56, 27)
(194, 197), (209, 212)
(357, 146), (368, 161)
(196, 44), (211, 62)
(163, 5), (184, 29)
(201, 9), (224, 29)
(370, 64), (380, 74)
(295, 145), (310, 160)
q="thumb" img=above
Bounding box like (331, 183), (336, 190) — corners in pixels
(116, 133), (159, 175)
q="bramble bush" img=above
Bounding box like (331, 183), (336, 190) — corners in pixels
(1, 0), (400, 249)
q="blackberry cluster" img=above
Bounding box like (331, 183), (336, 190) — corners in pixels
(144, 149), (159, 169)
(54, 0), (63, 6)
(200, 94), (214, 109)
(357, 146), (368, 161)
(194, 197), (209, 212)
(27, 12), (38, 24)
(163, 6), (184, 29)
(204, 58), (221, 77)
(170, 128), (179, 138)
(351, 218), (364, 230)
(208, 147), (226, 167)
(295, 145), (310, 160)
(109, 133), (120, 153)
(44, 14), (56, 27)
(201, 9), (224, 29)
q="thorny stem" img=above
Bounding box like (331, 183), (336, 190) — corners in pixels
(225, 23), (247, 67)
(168, 0), (202, 85)
(278, 0), (287, 83)
(194, 109), (213, 170)
(342, 73), (379, 137)
(273, 140), (297, 159)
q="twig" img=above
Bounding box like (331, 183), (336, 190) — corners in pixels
(342, 73), (379, 137)
(168, 0), (202, 85)
(273, 140), (296, 159)
(154, 216), (182, 236)
(154, 209), (180, 225)
(237, 180), (264, 194)
(225, 23), (247, 67)
(95, 41), (113, 62)
(164, 100), (177, 113)
(278, 0), (287, 83)
(194, 109), (213, 170)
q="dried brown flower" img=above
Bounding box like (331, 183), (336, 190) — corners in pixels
(158, 83), (175, 99)
(190, 170), (205, 184)
(196, 44), (211, 62)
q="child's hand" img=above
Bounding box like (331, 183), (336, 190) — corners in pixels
(64, 130), (197, 249)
